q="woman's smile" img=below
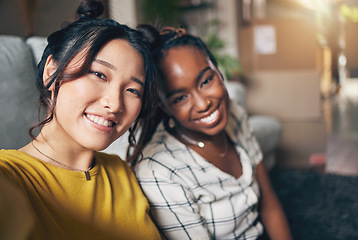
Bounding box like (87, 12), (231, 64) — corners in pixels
(196, 109), (219, 124)
(194, 103), (223, 128)
(84, 113), (116, 130)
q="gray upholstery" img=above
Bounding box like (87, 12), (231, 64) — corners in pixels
(0, 35), (282, 170)
(226, 81), (282, 170)
(0, 36), (43, 149)
(26, 36), (48, 65)
(225, 81), (246, 107)
(249, 115), (282, 170)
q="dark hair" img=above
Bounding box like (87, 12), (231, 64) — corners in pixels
(140, 25), (218, 101)
(30, 0), (157, 152)
(127, 24), (219, 166)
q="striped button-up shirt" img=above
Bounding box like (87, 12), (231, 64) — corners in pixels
(135, 101), (264, 240)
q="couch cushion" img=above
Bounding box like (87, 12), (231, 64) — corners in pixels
(26, 36), (47, 65)
(225, 81), (246, 108)
(249, 115), (282, 154)
(0, 36), (39, 149)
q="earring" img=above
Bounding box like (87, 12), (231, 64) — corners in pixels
(168, 117), (176, 129)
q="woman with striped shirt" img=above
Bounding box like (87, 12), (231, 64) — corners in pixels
(129, 25), (292, 240)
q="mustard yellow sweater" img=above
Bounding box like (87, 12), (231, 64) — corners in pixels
(0, 149), (160, 240)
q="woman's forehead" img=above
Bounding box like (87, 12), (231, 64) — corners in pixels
(161, 47), (208, 75)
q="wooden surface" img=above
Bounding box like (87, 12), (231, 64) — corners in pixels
(325, 89), (358, 176)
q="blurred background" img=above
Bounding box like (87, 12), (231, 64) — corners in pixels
(1, 0), (357, 173)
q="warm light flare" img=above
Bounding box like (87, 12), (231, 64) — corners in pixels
(289, 0), (343, 10)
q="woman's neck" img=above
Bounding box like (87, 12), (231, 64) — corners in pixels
(20, 124), (95, 171)
(174, 125), (226, 144)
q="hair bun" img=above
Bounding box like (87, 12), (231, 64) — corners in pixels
(76, 0), (104, 19)
(136, 24), (160, 50)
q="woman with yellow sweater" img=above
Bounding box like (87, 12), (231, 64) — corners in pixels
(0, 1), (160, 239)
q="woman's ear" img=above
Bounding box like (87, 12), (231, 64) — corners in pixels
(43, 55), (57, 91)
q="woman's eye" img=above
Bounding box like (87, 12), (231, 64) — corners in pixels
(172, 95), (187, 104)
(89, 71), (107, 81)
(200, 75), (213, 88)
(126, 88), (142, 97)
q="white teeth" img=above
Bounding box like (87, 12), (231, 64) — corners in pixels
(86, 114), (113, 127)
(198, 109), (219, 124)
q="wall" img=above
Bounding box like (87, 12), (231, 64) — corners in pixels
(0, 0), (240, 61)
(109, 0), (137, 28)
(239, 18), (318, 73)
(238, 15), (326, 168)
(0, 0), (139, 37)
(216, 0), (239, 59)
(0, 0), (81, 37)
(239, 18), (321, 118)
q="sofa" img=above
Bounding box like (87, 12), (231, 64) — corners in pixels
(0, 35), (282, 170)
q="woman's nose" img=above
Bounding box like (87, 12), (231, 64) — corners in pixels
(193, 93), (211, 113)
(101, 89), (123, 113)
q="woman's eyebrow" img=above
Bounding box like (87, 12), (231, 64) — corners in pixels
(165, 66), (212, 99)
(131, 77), (144, 88)
(94, 59), (116, 70)
(195, 66), (211, 83)
(166, 88), (184, 99)
(94, 59), (144, 87)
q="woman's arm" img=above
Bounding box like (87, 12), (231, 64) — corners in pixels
(0, 175), (34, 240)
(256, 162), (292, 240)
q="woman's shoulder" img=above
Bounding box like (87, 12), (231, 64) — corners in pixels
(228, 100), (248, 120)
(136, 146), (211, 186)
(142, 122), (183, 156)
(0, 150), (40, 180)
(0, 149), (32, 162)
(139, 141), (183, 171)
(95, 152), (140, 182)
(136, 126), (194, 175)
(95, 151), (122, 161)
(95, 151), (129, 170)
(226, 101), (249, 136)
